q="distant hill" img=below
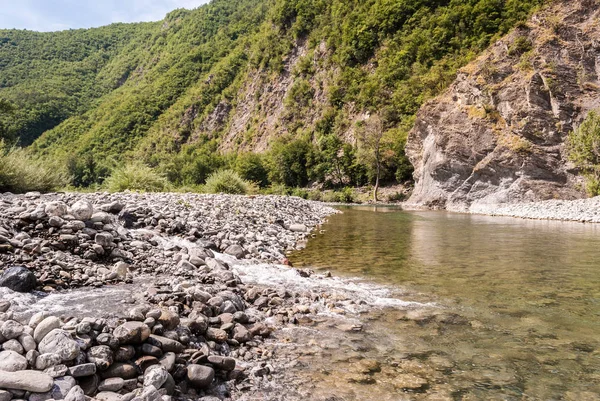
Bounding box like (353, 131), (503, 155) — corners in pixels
(0, 0), (544, 188)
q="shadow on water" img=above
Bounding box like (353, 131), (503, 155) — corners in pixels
(286, 206), (600, 400)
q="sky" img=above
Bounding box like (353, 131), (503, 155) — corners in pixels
(0, 0), (210, 32)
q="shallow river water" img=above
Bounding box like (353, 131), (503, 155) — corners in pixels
(286, 206), (600, 401)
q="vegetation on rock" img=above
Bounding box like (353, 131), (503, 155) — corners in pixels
(568, 111), (600, 196)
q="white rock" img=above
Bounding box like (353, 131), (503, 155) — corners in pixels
(70, 200), (94, 221)
(0, 370), (53, 392)
(0, 350), (27, 372)
(38, 329), (80, 362)
(34, 316), (62, 343)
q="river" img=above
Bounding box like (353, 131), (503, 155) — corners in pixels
(285, 206), (600, 400)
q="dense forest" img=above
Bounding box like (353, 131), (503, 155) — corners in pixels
(0, 0), (545, 193)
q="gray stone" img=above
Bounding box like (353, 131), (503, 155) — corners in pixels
(95, 233), (114, 248)
(68, 363), (97, 377)
(98, 378), (124, 392)
(64, 386), (85, 401)
(18, 334), (36, 352)
(0, 351), (27, 372)
(35, 353), (62, 370)
(45, 202), (68, 217)
(144, 365), (168, 389)
(147, 335), (183, 353)
(224, 244), (246, 259)
(0, 266), (36, 293)
(0, 390), (11, 401)
(289, 224), (308, 232)
(70, 200), (94, 221)
(0, 370), (53, 392)
(1, 339), (23, 354)
(87, 345), (114, 370)
(33, 316), (62, 343)
(96, 392), (123, 401)
(38, 329), (80, 362)
(186, 364), (214, 389)
(1, 321), (23, 340)
(113, 321), (150, 345)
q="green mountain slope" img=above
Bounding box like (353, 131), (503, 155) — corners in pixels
(0, 0), (544, 188)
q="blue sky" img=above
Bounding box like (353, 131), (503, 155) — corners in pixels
(0, 0), (210, 32)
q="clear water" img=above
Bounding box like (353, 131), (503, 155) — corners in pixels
(288, 206), (600, 401)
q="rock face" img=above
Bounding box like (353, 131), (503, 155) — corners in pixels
(405, 0), (598, 211)
(0, 266), (36, 292)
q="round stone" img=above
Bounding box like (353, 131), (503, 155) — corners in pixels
(0, 350), (27, 372)
(113, 321), (150, 345)
(187, 364), (215, 389)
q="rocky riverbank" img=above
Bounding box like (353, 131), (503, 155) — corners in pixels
(468, 196), (600, 223)
(0, 192), (339, 401)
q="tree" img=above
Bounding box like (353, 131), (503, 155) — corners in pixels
(357, 114), (385, 202)
(0, 99), (15, 142)
(568, 110), (600, 195)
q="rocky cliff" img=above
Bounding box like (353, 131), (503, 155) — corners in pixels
(406, 0), (600, 211)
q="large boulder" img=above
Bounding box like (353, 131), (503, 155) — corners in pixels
(0, 266), (37, 292)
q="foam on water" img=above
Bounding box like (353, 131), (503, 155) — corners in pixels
(215, 254), (433, 312)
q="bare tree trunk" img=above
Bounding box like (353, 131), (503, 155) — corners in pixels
(373, 156), (380, 203)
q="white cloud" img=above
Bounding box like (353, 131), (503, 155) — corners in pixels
(0, 0), (210, 32)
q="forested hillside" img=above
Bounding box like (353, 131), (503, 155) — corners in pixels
(0, 0), (544, 190)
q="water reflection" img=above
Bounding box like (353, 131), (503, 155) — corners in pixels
(290, 207), (600, 400)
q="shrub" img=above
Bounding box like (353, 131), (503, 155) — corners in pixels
(203, 169), (256, 195)
(321, 187), (356, 203)
(308, 189), (323, 201)
(104, 162), (170, 193)
(0, 143), (68, 193)
(291, 188), (309, 199)
(338, 187), (356, 203)
(235, 153), (269, 188)
(262, 184), (292, 196)
(568, 111), (600, 196)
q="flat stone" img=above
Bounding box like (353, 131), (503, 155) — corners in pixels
(96, 392), (123, 401)
(68, 363), (97, 377)
(101, 362), (138, 380)
(98, 378), (124, 392)
(147, 335), (183, 353)
(0, 370), (53, 392)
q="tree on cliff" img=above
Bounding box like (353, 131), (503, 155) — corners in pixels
(357, 114), (385, 202)
(568, 110), (600, 196)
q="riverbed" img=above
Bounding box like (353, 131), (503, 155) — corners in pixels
(284, 206), (600, 400)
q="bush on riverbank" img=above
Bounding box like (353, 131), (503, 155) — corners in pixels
(568, 110), (600, 196)
(0, 142), (68, 193)
(203, 169), (257, 195)
(104, 162), (171, 193)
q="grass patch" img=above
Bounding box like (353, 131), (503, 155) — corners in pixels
(0, 143), (68, 193)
